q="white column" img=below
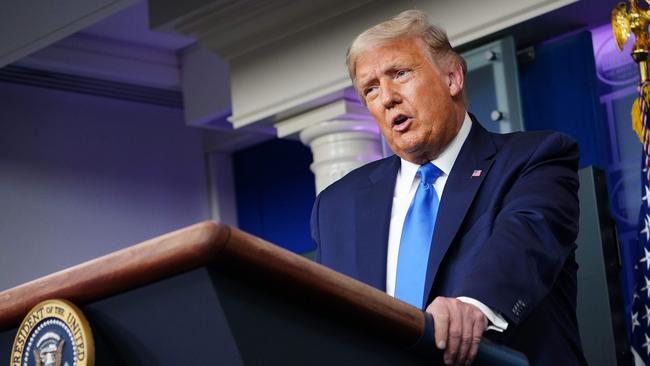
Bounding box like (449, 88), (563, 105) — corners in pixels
(300, 119), (382, 194)
(272, 95), (384, 194)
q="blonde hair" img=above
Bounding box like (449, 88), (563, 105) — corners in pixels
(346, 10), (467, 101)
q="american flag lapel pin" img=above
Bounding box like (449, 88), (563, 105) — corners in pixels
(471, 170), (482, 178)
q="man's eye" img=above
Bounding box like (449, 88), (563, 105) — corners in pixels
(396, 70), (409, 78)
(364, 86), (378, 96)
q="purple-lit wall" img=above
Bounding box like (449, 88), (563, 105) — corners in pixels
(0, 81), (210, 291)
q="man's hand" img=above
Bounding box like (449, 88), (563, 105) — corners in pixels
(425, 296), (488, 365)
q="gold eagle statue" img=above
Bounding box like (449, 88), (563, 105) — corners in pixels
(612, 1), (650, 59)
(612, 2), (632, 50)
(612, 1), (650, 142)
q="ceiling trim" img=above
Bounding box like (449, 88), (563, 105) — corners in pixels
(0, 0), (139, 68)
(151, 0), (372, 60)
(0, 65), (183, 108)
(16, 32), (182, 90)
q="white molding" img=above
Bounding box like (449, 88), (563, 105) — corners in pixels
(16, 32), (182, 89)
(0, 0), (139, 68)
(154, 0), (576, 60)
(274, 98), (371, 138)
(151, 0), (372, 60)
(205, 152), (238, 226)
(449, 0), (577, 46)
(152, 0), (578, 135)
(228, 77), (353, 129)
(224, 0), (577, 130)
(180, 44), (231, 126)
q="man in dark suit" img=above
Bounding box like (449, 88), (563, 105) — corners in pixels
(310, 10), (586, 366)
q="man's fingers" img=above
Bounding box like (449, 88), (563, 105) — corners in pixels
(429, 299), (450, 350)
(466, 310), (487, 365)
(426, 297), (487, 365)
(456, 305), (475, 365)
(443, 300), (462, 365)
(427, 297), (489, 366)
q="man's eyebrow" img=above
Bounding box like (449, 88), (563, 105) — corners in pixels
(357, 74), (376, 89)
(358, 62), (401, 83)
(386, 60), (410, 71)
(379, 62), (407, 76)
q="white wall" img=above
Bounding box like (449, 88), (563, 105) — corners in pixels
(0, 81), (210, 290)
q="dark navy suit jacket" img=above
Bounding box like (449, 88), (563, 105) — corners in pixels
(310, 119), (587, 365)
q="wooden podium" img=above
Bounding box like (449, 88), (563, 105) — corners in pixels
(0, 222), (527, 365)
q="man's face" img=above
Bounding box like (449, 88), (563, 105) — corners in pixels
(355, 37), (464, 164)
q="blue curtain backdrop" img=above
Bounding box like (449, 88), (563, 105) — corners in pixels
(234, 138), (315, 254)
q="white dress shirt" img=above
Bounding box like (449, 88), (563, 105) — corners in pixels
(386, 112), (508, 332)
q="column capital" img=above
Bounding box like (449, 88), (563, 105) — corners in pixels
(273, 96), (371, 138)
(300, 119), (382, 194)
(268, 94), (383, 193)
(299, 119), (379, 146)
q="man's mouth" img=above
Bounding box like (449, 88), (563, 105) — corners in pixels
(392, 114), (412, 131)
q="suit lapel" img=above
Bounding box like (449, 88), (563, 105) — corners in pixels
(423, 119), (497, 304)
(355, 155), (400, 291)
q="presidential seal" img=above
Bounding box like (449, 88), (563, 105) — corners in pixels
(10, 299), (94, 366)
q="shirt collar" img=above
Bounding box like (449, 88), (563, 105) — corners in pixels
(397, 112), (472, 187)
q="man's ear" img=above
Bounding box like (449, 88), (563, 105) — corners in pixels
(448, 63), (464, 98)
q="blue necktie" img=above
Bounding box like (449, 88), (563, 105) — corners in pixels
(395, 163), (443, 309)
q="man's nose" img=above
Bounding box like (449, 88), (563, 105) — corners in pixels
(380, 82), (401, 108)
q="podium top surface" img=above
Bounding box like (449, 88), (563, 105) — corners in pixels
(0, 221), (423, 345)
